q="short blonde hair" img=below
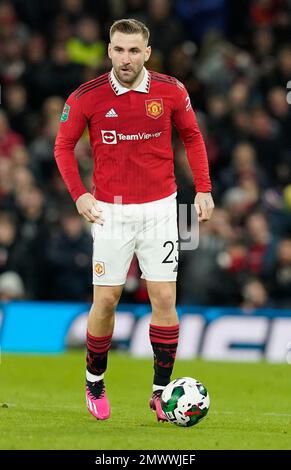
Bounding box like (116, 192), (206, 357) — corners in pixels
(110, 18), (150, 44)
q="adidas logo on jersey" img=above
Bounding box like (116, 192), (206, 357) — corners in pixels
(105, 108), (118, 117)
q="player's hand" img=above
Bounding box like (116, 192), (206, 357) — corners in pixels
(194, 192), (214, 223)
(75, 193), (105, 224)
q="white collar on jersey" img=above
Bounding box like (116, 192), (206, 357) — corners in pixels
(109, 67), (151, 95)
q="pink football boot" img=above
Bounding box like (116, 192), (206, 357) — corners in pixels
(149, 390), (167, 422)
(86, 380), (110, 420)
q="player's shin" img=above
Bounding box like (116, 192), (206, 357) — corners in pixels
(86, 330), (112, 379)
(149, 323), (180, 390)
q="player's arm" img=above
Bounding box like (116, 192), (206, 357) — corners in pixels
(54, 93), (104, 224)
(172, 84), (214, 222)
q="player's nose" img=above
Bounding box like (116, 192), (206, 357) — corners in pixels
(121, 53), (130, 64)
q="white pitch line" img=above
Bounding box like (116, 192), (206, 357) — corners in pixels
(213, 411), (291, 417)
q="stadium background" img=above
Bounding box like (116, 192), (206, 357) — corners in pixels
(1, 0), (291, 308)
(1, 0), (291, 451)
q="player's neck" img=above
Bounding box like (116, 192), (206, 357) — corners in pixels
(113, 68), (145, 90)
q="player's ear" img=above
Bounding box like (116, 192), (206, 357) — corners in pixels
(145, 46), (151, 63)
(108, 43), (112, 59)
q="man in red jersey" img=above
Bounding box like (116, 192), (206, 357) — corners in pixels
(55, 18), (214, 422)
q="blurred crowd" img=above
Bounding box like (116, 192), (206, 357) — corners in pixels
(0, 0), (291, 308)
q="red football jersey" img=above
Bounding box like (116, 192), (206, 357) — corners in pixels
(54, 68), (211, 204)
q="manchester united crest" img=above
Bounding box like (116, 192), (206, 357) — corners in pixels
(145, 99), (164, 119)
(95, 261), (105, 277)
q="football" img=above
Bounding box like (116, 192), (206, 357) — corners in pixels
(161, 377), (210, 427)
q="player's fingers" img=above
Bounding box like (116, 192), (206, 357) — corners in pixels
(195, 203), (207, 223)
(91, 205), (105, 220)
(94, 210), (103, 217)
(93, 204), (103, 214)
(84, 209), (97, 223)
(90, 208), (105, 224)
(92, 211), (105, 222)
(200, 207), (210, 222)
(194, 203), (201, 217)
(85, 209), (105, 225)
(200, 205), (213, 222)
(94, 216), (104, 226)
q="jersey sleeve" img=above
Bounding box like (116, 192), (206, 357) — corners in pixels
(54, 92), (88, 201)
(172, 83), (212, 193)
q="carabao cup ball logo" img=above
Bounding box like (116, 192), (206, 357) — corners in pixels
(146, 99), (164, 119)
(60, 103), (70, 122)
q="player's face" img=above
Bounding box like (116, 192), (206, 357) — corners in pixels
(108, 32), (151, 86)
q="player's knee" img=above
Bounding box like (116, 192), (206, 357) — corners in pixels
(100, 294), (119, 311)
(151, 289), (176, 312)
(92, 289), (121, 314)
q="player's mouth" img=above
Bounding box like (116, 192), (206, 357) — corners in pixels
(120, 67), (132, 73)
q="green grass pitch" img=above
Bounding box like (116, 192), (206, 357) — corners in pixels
(0, 351), (290, 450)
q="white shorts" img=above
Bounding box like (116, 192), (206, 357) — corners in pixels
(92, 193), (178, 285)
